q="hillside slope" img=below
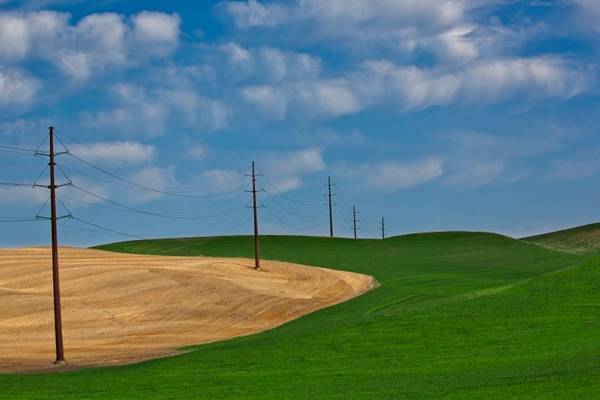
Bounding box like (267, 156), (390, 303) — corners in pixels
(523, 223), (600, 253)
(0, 247), (374, 373)
(1, 232), (594, 399)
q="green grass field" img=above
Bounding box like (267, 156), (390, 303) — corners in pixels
(2, 230), (600, 399)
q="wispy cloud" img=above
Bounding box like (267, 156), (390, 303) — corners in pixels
(69, 141), (157, 166)
(337, 157), (444, 191)
(545, 148), (600, 181)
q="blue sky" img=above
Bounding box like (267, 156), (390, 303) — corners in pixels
(0, 0), (599, 246)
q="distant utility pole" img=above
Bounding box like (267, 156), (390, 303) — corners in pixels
(327, 176), (334, 237)
(48, 126), (66, 364)
(381, 217), (386, 240)
(250, 161), (261, 270)
(352, 205), (358, 240)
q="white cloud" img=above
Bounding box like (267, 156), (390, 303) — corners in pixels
(82, 80), (230, 137)
(69, 141), (157, 166)
(297, 79), (362, 117)
(0, 68), (39, 107)
(219, 0), (492, 62)
(0, 185), (48, 205)
(58, 165), (180, 209)
(221, 0), (466, 31)
(443, 131), (562, 187)
(131, 11), (180, 57)
(355, 57), (591, 111)
(125, 165), (177, 203)
(0, 10), (181, 81)
(262, 147), (326, 192)
(61, 177), (110, 207)
(215, 5), (592, 121)
(460, 57), (591, 101)
(0, 13), (29, 60)
(219, 42), (321, 83)
(84, 84), (169, 136)
(242, 85), (286, 119)
(345, 158), (444, 191)
(425, 24), (479, 62)
(0, 11), (68, 62)
(132, 11), (180, 43)
(186, 144), (208, 160)
(199, 169), (244, 192)
(220, 41), (251, 63)
(570, 0), (600, 34)
(219, 0), (286, 28)
(160, 86), (230, 131)
(240, 55), (591, 120)
(446, 158), (507, 186)
(0, 118), (49, 137)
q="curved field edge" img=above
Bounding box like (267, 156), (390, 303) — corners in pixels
(0, 248), (379, 374)
(1, 232), (598, 399)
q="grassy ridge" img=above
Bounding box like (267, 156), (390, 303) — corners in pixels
(2, 232), (597, 399)
(523, 222), (600, 254)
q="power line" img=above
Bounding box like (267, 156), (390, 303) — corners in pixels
(72, 217), (147, 240)
(0, 148), (37, 157)
(35, 196), (51, 219)
(0, 144), (37, 153)
(55, 130), (241, 200)
(32, 165), (49, 188)
(262, 185), (322, 219)
(141, 207), (249, 238)
(32, 131), (50, 155)
(257, 170), (320, 207)
(70, 184), (242, 221)
(59, 221), (120, 236)
(60, 193), (128, 214)
(55, 129), (138, 167)
(68, 153), (242, 199)
(263, 205), (304, 231)
(0, 217), (39, 222)
(333, 186), (353, 214)
(219, 215), (252, 235)
(263, 205), (323, 233)
(58, 164), (160, 192)
(360, 214), (376, 238)
(0, 181), (35, 187)
(59, 164), (243, 210)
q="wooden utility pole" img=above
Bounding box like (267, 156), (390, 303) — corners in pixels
(327, 176), (334, 237)
(381, 217), (386, 240)
(251, 161), (261, 270)
(352, 205), (358, 239)
(48, 127), (65, 364)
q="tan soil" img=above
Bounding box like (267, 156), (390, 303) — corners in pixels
(0, 247), (376, 373)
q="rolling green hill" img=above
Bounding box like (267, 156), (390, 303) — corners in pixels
(2, 232), (598, 399)
(523, 223), (600, 254)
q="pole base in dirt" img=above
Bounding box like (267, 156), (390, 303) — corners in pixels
(54, 359), (67, 365)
